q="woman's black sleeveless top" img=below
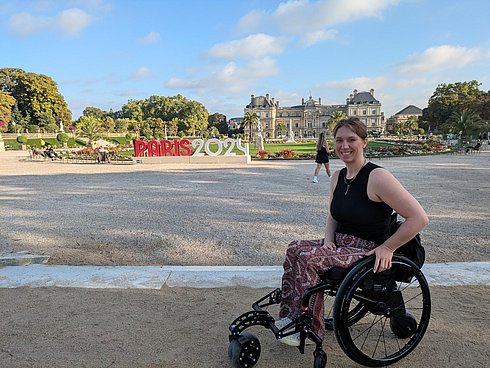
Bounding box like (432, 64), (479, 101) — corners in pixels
(330, 162), (392, 244)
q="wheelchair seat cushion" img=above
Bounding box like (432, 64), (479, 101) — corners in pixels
(318, 267), (348, 282)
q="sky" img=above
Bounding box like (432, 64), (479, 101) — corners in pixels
(1, 0), (489, 120)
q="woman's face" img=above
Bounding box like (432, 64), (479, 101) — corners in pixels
(334, 126), (367, 163)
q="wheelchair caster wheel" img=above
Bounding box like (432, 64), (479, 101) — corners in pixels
(228, 332), (261, 368)
(390, 311), (417, 338)
(314, 349), (327, 368)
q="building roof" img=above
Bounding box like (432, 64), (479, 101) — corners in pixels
(349, 91), (379, 104)
(246, 95), (275, 108)
(394, 105), (423, 116)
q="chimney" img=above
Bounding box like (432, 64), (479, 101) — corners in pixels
(266, 93), (270, 102)
(302, 98), (305, 105)
(251, 94), (255, 101)
(318, 97), (322, 105)
(353, 89), (358, 96)
(370, 88), (375, 96)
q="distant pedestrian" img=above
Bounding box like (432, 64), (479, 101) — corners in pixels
(312, 132), (331, 183)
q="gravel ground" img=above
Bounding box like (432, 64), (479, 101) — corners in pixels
(0, 150), (489, 266)
(0, 149), (489, 368)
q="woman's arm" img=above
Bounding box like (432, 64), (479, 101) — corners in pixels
(324, 140), (331, 153)
(324, 171), (339, 249)
(366, 168), (429, 272)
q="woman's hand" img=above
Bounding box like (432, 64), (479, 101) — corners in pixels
(366, 244), (394, 273)
(323, 240), (336, 250)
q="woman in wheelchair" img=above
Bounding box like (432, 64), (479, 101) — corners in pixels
(278, 117), (429, 345)
(229, 117), (430, 368)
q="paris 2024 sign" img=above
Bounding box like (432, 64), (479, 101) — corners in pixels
(133, 138), (249, 157)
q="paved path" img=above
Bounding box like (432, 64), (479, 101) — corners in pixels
(1, 262), (489, 289)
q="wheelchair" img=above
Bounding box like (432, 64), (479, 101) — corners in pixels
(228, 255), (431, 368)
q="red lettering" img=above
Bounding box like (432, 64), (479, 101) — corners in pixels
(134, 140), (147, 157)
(160, 140), (174, 156)
(133, 139), (194, 157)
(179, 139), (192, 156)
(148, 140), (159, 157)
(173, 140), (180, 156)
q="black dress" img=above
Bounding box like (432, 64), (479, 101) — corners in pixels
(315, 146), (329, 163)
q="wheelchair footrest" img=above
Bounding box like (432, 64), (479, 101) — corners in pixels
(229, 310), (274, 337)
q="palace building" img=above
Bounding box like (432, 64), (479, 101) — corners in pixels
(243, 89), (385, 139)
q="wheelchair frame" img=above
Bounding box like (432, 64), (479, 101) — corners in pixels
(228, 255), (431, 368)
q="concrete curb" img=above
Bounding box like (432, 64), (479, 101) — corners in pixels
(0, 263), (488, 289)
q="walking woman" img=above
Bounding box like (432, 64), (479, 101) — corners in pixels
(312, 132), (331, 183)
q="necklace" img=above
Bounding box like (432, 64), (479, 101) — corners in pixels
(343, 160), (367, 195)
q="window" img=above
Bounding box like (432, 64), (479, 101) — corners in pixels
(372, 109), (376, 115)
(353, 109), (357, 115)
(363, 110), (367, 115)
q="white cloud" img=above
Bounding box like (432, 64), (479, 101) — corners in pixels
(235, 9), (265, 34)
(8, 12), (50, 37)
(8, 7), (92, 37)
(302, 29), (338, 47)
(205, 34), (285, 60)
(395, 78), (427, 88)
(236, 0), (399, 35)
(318, 76), (388, 92)
(165, 57), (279, 95)
(141, 31), (160, 44)
(398, 45), (482, 73)
(133, 67), (153, 79)
(56, 8), (91, 36)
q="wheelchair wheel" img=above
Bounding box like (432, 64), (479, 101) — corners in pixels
(228, 332), (261, 368)
(333, 256), (431, 367)
(325, 289), (366, 331)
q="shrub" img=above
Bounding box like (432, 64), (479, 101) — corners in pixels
(57, 133), (70, 143)
(16, 135), (27, 144)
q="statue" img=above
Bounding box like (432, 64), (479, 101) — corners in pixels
(254, 118), (264, 150)
(59, 120), (65, 133)
(286, 119), (296, 143)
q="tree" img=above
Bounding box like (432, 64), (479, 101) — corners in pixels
(0, 92), (16, 132)
(443, 109), (483, 137)
(423, 80), (484, 132)
(122, 100), (144, 122)
(167, 118), (179, 136)
(395, 117), (419, 136)
(242, 111), (259, 141)
(76, 115), (103, 144)
(83, 107), (108, 120)
(122, 94), (209, 135)
(0, 68), (72, 130)
(328, 111), (347, 131)
(208, 112), (228, 135)
(276, 123), (286, 137)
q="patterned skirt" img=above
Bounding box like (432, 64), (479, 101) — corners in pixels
(279, 233), (378, 337)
